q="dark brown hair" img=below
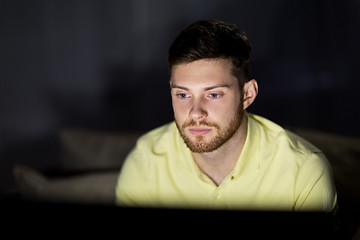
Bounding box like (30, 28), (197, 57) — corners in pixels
(168, 20), (252, 88)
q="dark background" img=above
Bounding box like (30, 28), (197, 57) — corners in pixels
(1, 0), (360, 193)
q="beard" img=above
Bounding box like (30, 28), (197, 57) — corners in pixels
(175, 103), (244, 153)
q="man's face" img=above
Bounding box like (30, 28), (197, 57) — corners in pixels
(170, 58), (244, 153)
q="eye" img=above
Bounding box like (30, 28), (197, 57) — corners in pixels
(208, 93), (222, 99)
(176, 93), (190, 99)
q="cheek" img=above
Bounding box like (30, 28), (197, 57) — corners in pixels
(209, 99), (240, 121)
(172, 100), (189, 120)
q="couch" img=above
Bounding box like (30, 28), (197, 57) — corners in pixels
(13, 127), (360, 238)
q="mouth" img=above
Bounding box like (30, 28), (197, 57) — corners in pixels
(188, 127), (213, 136)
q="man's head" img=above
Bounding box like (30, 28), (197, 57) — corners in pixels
(168, 20), (252, 90)
(168, 20), (258, 153)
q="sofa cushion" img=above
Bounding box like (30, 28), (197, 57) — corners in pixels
(59, 129), (143, 172)
(14, 164), (119, 205)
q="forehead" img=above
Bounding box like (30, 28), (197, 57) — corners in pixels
(170, 58), (237, 88)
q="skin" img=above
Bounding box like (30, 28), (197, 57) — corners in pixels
(170, 58), (258, 186)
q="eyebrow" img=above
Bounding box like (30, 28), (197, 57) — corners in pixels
(170, 83), (231, 91)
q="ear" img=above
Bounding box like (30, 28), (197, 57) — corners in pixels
(242, 79), (258, 110)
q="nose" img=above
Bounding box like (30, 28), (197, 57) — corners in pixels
(189, 98), (207, 121)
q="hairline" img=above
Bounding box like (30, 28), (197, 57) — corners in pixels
(169, 57), (247, 89)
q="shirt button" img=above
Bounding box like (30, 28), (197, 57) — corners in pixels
(213, 193), (221, 199)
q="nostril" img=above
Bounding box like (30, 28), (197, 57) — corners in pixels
(189, 108), (207, 120)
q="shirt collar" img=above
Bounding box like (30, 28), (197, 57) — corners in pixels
(230, 114), (261, 179)
(174, 114), (261, 179)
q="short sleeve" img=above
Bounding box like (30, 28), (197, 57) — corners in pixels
(115, 143), (154, 207)
(294, 152), (337, 212)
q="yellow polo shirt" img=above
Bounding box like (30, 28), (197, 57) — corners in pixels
(115, 114), (337, 211)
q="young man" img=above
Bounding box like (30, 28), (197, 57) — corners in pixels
(115, 20), (337, 211)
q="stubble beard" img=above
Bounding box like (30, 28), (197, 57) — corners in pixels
(175, 103), (244, 153)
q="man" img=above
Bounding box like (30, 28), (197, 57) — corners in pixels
(115, 20), (337, 211)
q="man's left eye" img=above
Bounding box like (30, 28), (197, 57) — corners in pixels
(208, 93), (221, 99)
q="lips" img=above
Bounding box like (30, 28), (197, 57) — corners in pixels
(188, 127), (212, 136)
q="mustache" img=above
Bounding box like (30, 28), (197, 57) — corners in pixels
(182, 120), (220, 130)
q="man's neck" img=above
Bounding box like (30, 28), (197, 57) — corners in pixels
(192, 113), (248, 186)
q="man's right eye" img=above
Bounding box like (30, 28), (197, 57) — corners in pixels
(176, 93), (189, 99)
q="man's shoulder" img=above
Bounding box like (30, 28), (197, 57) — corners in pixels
(249, 114), (323, 160)
(136, 121), (178, 151)
(118, 122), (178, 179)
